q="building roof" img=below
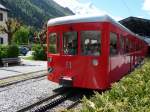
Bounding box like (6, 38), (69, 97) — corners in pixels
(0, 4), (9, 11)
(48, 14), (143, 40)
(119, 17), (150, 37)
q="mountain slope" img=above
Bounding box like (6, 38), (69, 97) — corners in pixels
(0, 0), (74, 28)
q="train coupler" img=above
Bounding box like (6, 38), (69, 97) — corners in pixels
(59, 76), (73, 87)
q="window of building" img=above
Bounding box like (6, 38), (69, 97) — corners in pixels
(0, 13), (3, 21)
(81, 31), (101, 56)
(63, 32), (78, 55)
(0, 37), (3, 44)
(110, 32), (118, 56)
(49, 33), (59, 54)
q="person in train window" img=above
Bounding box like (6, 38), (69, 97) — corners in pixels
(110, 43), (117, 55)
(84, 39), (92, 55)
(93, 44), (100, 56)
(67, 42), (76, 55)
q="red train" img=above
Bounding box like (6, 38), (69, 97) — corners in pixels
(47, 15), (148, 90)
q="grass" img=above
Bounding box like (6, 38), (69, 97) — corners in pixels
(77, 58), (150, 112)
(22, 56), (34, 60)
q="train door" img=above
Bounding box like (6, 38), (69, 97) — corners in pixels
(109, 32), (120, 82)
(78, 30), (104, 89)
(61, 31), (78, 79)
(130, 38), (135, 71)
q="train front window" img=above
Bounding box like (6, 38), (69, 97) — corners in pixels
(49, 33), (59, 54)
(63, 32), (78, 55)
(81, 31), (101, 56)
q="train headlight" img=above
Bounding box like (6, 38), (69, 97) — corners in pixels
(48, 57), (52, 62)
(92, 59), (99, 66)
(48, 67), (53, 73)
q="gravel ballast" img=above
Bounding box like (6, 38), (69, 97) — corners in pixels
(0, 77), (59, 112)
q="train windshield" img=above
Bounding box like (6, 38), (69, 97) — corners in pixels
(48, 31), (101, 56)
(49, 33), (59, 54)
(63, 32), (78, 55)
(81, 31), (101, 56)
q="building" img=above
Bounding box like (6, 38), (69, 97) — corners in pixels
(119, 17), (150, 37)
(0, 4), (9, 45)
(120, 17), (150, 54)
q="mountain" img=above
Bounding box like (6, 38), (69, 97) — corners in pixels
(0, 0), (74, 28)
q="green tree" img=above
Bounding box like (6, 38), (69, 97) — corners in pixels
(13, 26), (30, 45)
(0, 18), (21, 44)
(39, 22), (47, 46)
(33, 23), (47, 45)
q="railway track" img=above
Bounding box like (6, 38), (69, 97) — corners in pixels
(17, 87), (71, 112)
(0, 70), (47, 87)
(17, 88), (89, 112)
(0, 76), (46, 92)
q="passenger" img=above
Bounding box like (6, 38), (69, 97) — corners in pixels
(84, 39), (93, 55)
(67, 42), (76, 55)
(110, 44), (117, 55)
(93, 44), (100, 56)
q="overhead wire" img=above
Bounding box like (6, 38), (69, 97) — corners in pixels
(120, 0), (134, 16)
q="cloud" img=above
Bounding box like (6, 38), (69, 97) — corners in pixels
(53, 0), (123, 21)
(112, 16), (124, 21)
(54, 0), (105, 14)
(142, 0), (150, 14)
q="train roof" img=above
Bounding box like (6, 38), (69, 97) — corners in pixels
(47, 14), (143, 40)
(48, 14), (116, 26)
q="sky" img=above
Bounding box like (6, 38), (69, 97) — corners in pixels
(54, 0), (150, 21)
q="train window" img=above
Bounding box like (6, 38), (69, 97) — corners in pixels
(125, 38), (130, 53)
(81, 31), (101, 56)
(110, 32), (118, 56)
(130, 40), (134, 52)
(128, 39), (131, 52)
(49, 33), (59, 54)
(120, 35), (124, 53)
(63, 32), (78, 55)
(136, 41), (139, 51)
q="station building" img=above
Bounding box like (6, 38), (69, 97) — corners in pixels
(0, 4), (8, 45)
(120, 17), (150, 53)
(120, 16), (150, 37)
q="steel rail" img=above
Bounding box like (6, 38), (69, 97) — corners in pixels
(33, 90), (73, 112)
(17, 87), (69, 112)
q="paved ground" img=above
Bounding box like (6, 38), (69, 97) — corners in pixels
(0, 59), (47, 79)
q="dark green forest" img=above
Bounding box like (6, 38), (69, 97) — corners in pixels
(0, 0), (74, 29)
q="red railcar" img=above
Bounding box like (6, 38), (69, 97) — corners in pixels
(47, 15), (148, 90)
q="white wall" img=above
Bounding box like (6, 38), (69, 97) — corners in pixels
(0, 10), (8, 45)
(0, 33), (8, 45)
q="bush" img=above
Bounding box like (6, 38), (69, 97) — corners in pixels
(0, 45), (19, 59)
(12, 26), (30, 45)
(0, 45), (8, 59)
(32, 44), (47, 60)
(7, 45), (19, 58)
(80, 58), (150, 112)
